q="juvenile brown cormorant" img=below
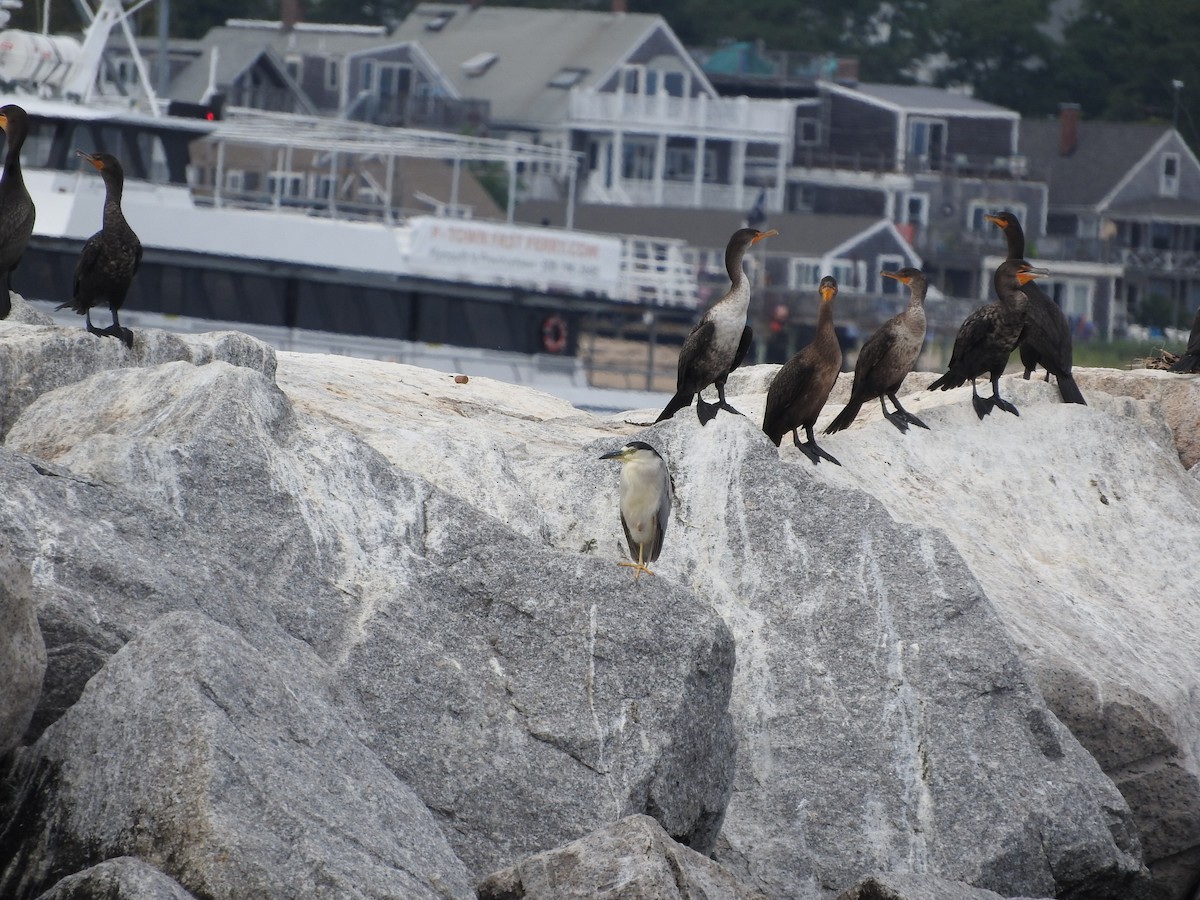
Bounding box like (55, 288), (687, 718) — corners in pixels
(58, 151), (142, 348)
(825, 267), (929, 435)
(599, 441), (673, 583)
(986, 211), (1086, 404)
(763, 275), (842, 464)
(655, 227), (777, 424)
(1170, 306), (1200, 373)
(928, 259), (1047, 418)
(0, 104), (36, 319)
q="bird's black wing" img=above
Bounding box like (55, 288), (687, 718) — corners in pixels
(946, 307), (998, 371)
(675, 318), (715, 391)
(66, 232), (104, 313)
(851, 325), (897, 390)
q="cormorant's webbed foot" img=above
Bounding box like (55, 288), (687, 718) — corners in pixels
(888, 396), (930, 431)
(793, 427), (842, 466)
(993, 395), (1020, 416)
(696, 398), (719, 425)
(970, 384), (994, 419)
(90, 324), (133, 348)
(883, 411), (910, 433)
(715, 381), (744, 417)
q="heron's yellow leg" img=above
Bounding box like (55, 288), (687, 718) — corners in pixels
(617, 544), (655, 582)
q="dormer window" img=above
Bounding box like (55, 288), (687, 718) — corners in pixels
(462, 52), (498, 78)
(549, 67), (587, 89)
(1161, 153), (1180, 197)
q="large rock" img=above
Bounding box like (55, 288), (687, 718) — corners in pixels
(0, 322), (275, 438)
(477, 814), (766, 900)
(785, 371), (1200, 900)
(1, 339), (737, 882)
(279, 355), (1151, 899)
(0, 547), (45, 755)
(835, 873), (1051, 900)
(1, 613), (474, 900)
(33, 857), (197, 899)
(1075, 366), (1200, 468)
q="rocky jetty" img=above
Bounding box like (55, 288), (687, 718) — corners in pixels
(2, 299), (1198, 899)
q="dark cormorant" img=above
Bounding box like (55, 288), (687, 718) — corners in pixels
(0, 104), (36, 320)
(763, 275), (842, 464)
(599, 441), (673, 583)
(1170, 306), (1200, 373)
(655, 227), (777, 424)
(986, 211), (1086, 404)
(928, 258), (1047, 419)
(825, 267), (929, 435)
(58, 151), (142, 348)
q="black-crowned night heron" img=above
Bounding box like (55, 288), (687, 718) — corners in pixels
(654, 227), (777, 425)
(599, 440), (673, 582)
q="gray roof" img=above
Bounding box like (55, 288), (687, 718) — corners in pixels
(1019, 119), (1171, 208)
(391, 3), (684, 127)
(830, 82), (1018, 117)
(1104, 196), (1200, 223)
(514, 202), (897, 256)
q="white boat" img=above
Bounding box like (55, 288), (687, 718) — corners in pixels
(0, 0), (686, 410)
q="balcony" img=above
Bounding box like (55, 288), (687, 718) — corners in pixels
(567, 90), (794, 140)
(790, 146), (1029, 179)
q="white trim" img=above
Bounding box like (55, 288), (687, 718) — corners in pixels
(824, 218), (922, 269)
(1095, 129), (1175, 211)
(595, 21), (717, 100)
(819, 79), (1021, 120)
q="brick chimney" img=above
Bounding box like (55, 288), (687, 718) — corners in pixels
(1059, 102), (1080, 156)
(613, 0), (628, 12)
(281, 0), (303, 32)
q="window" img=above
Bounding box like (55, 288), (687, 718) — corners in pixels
(1049, 279), (1092, 321)
(878, 254), (906, 294)
(664, 146), (695, 181)
(663, 71), (686, 97)
(796, 118), (820, 145)
(1161, 153), (1180, 196)
(902, 193), (929, 227)
(789, 260), (822, 289)
(549, 68), (587, 89)
(324, 59), (339, 91)
(462, 52), (498, 78)
(620, 65), (645, 94)
(621, 139), (656, 180)
(830, 260), (862, 289)
(266, 171), (305, 198)
(907, 118), (946, 170)
(361, 60), (376, 92)
(225, 169), (245, 192)
(285, 55), (301, 82)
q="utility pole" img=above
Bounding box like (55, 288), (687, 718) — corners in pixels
(1172, 79), (1184, 131)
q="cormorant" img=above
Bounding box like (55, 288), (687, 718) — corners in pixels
(928, 259), (1047, 419)
(655, 227), (777, 424)
(0, 104), (36, 320)
(1170, 306), (1200, 373)
(763, 275), (842, 464)
(825, 267), (929, 435)
(599, 441), (673, 582)
(986, 211), (1086, 404)
(58, 151), (142, 348)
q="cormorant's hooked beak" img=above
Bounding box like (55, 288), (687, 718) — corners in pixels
(880, 269), (911, 284)
(75, 149), (104, 171)
(984, 213), (1008, 229)
(751, 229), (778, 244)
(1017, 265), (1049, 284)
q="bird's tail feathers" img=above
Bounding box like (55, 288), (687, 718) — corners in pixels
(927, 372), (965, 392)
(1056, 373), (1087, 405)
(0, 291), (10, 320)
(654, 390), (694, 423)
(824, 398), (863, 435)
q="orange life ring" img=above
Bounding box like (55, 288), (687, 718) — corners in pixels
(541, 314), (568, 354)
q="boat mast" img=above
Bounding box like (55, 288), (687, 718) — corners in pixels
(63, 0), (162, 115)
